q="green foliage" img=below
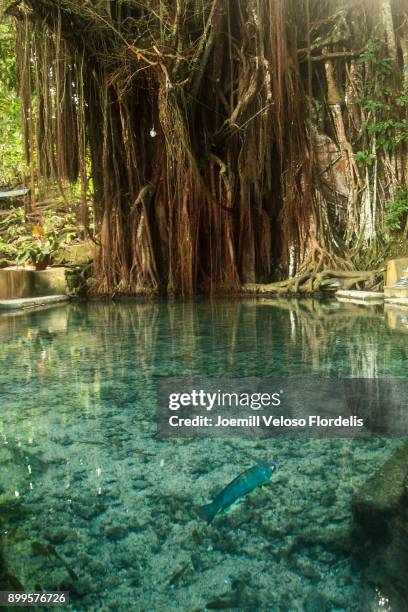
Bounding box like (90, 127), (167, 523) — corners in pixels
(0, 207), (77, 268)
(356, 41), (408, 155)
(353, 151), (376, 167)
(15, 213), (77, 267)
(385, 188), (408, 232)
(0, 208), (26, 264)
(0, 207), (26, 241)
(0, 23), (26, 186)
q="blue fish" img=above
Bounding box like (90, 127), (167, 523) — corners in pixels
(197, 462), (277, 524)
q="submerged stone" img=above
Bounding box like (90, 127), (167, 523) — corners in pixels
(352, 440), (408, 609)
(106, 525), (128, 541)
(353, 440), (408, 535)
(304, 593), (330, 612)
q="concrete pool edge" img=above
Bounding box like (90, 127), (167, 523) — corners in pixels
(0, 295), (70, 311)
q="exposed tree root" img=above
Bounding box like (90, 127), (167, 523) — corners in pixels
(242, 268), (385, 295)
(7, 1), (406, 295)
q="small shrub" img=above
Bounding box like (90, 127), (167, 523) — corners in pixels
(385, 187), (408, 232)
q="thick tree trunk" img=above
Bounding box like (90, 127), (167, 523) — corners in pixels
(8, 0), (408, 294)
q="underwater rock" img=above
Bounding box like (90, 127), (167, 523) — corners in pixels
(72, 500), (106, 521)
(298, 524), (352, 554)
(319, 493), (337, 508)
(0, 496), (28, 523)
(352, 440), (408, 610)
(304, 592), (330, 612)
(353, 440), (408, 534)
(44, 527), (73, 545)
(106, 525), (128, 541)
(205, 600), (240, 610)
(294, 557), (322, 583)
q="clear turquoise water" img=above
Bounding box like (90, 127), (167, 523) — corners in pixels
(0, 299), (405, 611)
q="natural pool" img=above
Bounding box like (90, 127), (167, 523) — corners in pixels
(0, 298), (406, 611)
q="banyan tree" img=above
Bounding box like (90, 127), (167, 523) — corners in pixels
(1, 0), (407, 294)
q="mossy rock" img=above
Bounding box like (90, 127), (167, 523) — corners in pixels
(65, 264), (93, 298)
(352, 440), (408, 610)
(353, 442), (408, 527)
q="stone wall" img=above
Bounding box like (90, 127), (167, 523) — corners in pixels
(0, 268), (68, 300)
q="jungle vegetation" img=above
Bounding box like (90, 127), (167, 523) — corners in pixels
(0, 0), (407, 295)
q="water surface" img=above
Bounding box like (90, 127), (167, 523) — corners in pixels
(0, 299), (405, 610)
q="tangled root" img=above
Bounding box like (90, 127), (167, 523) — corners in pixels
(242, 268), (385, 295)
